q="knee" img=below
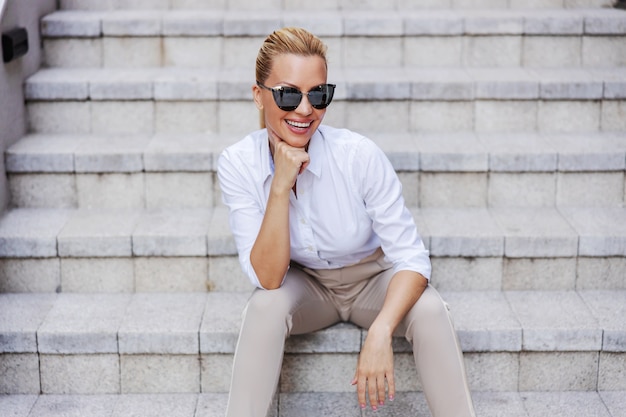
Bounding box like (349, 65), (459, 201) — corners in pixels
(406, 287), (449, 327)
(243, 289), (292, 325)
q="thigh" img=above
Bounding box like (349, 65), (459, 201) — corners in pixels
(246, 265), (342, 336)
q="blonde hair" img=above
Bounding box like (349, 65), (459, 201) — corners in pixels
(255, 27), (328, 128)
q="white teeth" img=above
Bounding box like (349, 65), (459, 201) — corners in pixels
(286, 120), (311, 128)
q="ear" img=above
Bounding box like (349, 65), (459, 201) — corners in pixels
(252, 84), (263, 110)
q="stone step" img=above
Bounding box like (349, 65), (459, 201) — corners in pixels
(57, 0), (618, 11)
(1, 290), (625, 396)
(23, 67), (626, 135)
(0, 207), (625, 292)
(40, 9), (626, 69)
(5, 132), (626, 210)
(3, 391), (625, 417)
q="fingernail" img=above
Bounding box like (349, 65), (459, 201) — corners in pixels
(379, 400), (384, 406)
(360, 404), (366, 410)
(389, 395), (395, 402)
(372, 405), (378, 412)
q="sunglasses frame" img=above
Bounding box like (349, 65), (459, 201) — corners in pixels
(256, 82), (336, 111)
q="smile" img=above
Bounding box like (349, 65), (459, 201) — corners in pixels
(286, 120), (312, 129)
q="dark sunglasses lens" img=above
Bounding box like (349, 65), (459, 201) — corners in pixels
(309, 85), (335, 109)
(273, 87), (301, 111)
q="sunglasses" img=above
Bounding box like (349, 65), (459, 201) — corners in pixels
(257, 82), (336, 111)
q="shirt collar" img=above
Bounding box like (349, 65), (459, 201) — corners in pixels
(265, 128), (323, 179)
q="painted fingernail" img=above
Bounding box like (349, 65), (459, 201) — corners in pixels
(379, 400), (385, 406)
(360, 404), (366, 410)
(389, 395), (395, 402)
(372, 405), (378, 412)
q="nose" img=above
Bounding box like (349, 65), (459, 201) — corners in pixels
(295, 92), (313, 115)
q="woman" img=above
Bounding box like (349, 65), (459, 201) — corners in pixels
(217, 27), (476, 417)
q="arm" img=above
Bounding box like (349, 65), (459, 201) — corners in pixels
(352, 270), (428, 410)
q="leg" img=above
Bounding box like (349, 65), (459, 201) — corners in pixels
(350, 271), (475, 417)
(226, 267), (340, 417)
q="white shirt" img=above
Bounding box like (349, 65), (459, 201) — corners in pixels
(217, 125), (431, 289)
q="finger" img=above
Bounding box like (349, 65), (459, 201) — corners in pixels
(357, 376), (367, 410)
(387, 371), (395, 402)
(377, 374), (386, 406)
(368, 377), (378, 410)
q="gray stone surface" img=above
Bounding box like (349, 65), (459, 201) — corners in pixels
(40, 354), (120, 394)
(547, 133), (626, 172)
(118, 293), (206, 354)
(579, 290), (626, 352)
(111, 393), (198, 417)
(0, 395), (38, 417)
(154, 69), (218, 100)
(143, 133), (217, 172)
(287, 322), (362, 354)
(89, 70), (154, 100)
(195, 393), (230, 417)
(519, 351), (599, 391)
(162, 11), (223, 36)
(38, 294), (131, 354)
(469, 67), (538, 99)
(74, 135), (150, 172)
(57, 210), (140, 257)
(132, 209), (210, 256)
(471, 391), (528, 417)
(5, 134), (81, 173)
(478, 133), (557, 172)
(506, 291), (602, 351)
(417, 133), (488, 172)
(0, 294), (56, 353)
(101, 10), (162, 36)
(0, 209), (71, 258)
(521, 391), (612, 417)
(0, 354), (41, 394)
(41, 11), (102, 37)
(28, 395), (118, 417)
(208, 206), (237, 256)
(200, 292), (247, 353)
(559, 207), (626, 257)
(0, 258), (61, 293)
(600, 391), (626, 417)
(25, 69), (89, 100)
(279, 392), (362, 417)
(531, 68), (604, 99)
(120, 354), (200, 393)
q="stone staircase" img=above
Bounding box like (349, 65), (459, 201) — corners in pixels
(1, 0), (626, 416)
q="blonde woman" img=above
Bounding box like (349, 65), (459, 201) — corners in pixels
(218, 27), (476, 417)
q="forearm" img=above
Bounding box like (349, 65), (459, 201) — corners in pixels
(250, 187), (291, 289)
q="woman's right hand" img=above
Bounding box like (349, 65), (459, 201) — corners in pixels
(270, 131), (310, 193)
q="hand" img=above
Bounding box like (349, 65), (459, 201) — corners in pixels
(269, 130), (310, 193)
(351, 326), (395, 411)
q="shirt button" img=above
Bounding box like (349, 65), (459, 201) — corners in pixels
(300, 218), (307, 225)
(307, 246), (314, 252)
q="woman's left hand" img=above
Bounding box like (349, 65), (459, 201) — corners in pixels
(351, 325), (395, 411)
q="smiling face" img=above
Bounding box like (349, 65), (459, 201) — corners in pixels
(253, 53), (329, 152)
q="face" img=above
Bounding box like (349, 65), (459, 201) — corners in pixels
(253, 53), (329, 151)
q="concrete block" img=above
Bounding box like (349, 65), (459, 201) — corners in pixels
(488, 173), (557, 207)
(145, 173), (214, 209)
(282, 13), (343, 36)
(0, 354), (40, 394)
(40, 354), (120, 394)
(58, 210), (140, 257)
(0, 209), (71, 258)
(74, 135), (149, 173)
(281, 353), (359, 392)
(119, 293), (206, 354)
(101, 11), (162, 36)
(121, 354), (200, 393)
(28, 395), (118, 417)
(444, 291), (521, 352)
(25, 69), (89, 100)
(9, 173), (77, 208)
(144, 133), (216, 172)
(0, 258), (61, 292)
(91, 101), (154, 134)
(170, 0), (226, 8)
(200, 354), (233, 393)
(519, 352), (599, 391)
(207, 256), (250, 292)
(593, 68), (626, 99)
(503, 258), (577, 290)
(404, 13), (463, 35)
(582, 36), (626, 67)
(345, 68), (411, 100)
(454, 0), (508, 8)
(557, 173), (624, 207)
(468, 68), (538, 99)
(463, 36), (522, 67)
(132, 209), (210, 256)
(208, 206), (236, 256)
(279, 393), (364, 417)
(417, 133), (487, 172)
(410, 69), (474, 101)
(102, 37), (161, 67)
(523, 12), (584, 35)
(223, 14), (280, 36)
(419, 173), (488, 208)
(195, 393), (230, 416)
(61, 258), (134, 292)
(404, 36), (463, 67)
(218, 101), (259, 135)
(289, 323), (362, 354)
(464, 11), (524, 35)
(154, 70), (218, 100)
(111, 394), (198, 417)
(155, 102), (218, 134)
(475, 101), (537, 132)
(522, 36), (582, 68)
(561, 208), (626, 256)
(584, 10), (626, 35)
(346, 102), (409, 133)
(492, 208), (578, 257)
(601, 100), (626, 132)
(510, 0), (562, 8)
(343, 37), (403, 68)
(577, 257), (626, 290)
(532, 69), (603, 100)
(0, 294), (56, 353)
(472, 392), (527, 417)
(162, 11), (223, 36)
(521, 392), (612, 417)
(547, 133), (626, 171)
(464, 352), (519, 391)
(89, 71), (154, 100)
(579, 291), (626, 352)
(5, 134), (81, 173)
(422, 208), (503, 257)
(507, 291), (601, 351)
(163, 38), (222, 68)
(599, 353), (626, 391)
(410, 101), (474, 132)
(430, 257), (502, 291)
(44, 38), (103, 68)
(0, 395), (38, 417)
(76, 173), (145, 209)
(344, 12), (402, 36)
(478, 133), (557, 172)
(134, 257), (209, 292)
(601, 391), (626, 417)
(38, 294), (132, 354)
(221, 37), (263, 69)
(41, 11), (102, 37)
(397, 172), (418, 207)
(27, 102), (91, 134)
(200, 292), (247, 354)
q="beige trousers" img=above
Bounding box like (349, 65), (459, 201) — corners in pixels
(226, 250), (475, 417)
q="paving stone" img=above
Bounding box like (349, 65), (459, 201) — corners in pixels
(57, 210), (141, 257)
(207, 255), (250, 292)
(343, 68), (410, 101)
(417, 133), (488, 172)
(40, 354), (121, 394)
(0, 354), (41, 394)
(404, 11), (464, 35)
(469, 68), (538, 99)
(471, 391), (528, 417)
(61, 257), (134, 293)
(519, 351), (599, 391)
(0, 258), (61, 293)
(523, 10), (584, 35)
(0, 395), (38, 417)
(430, 256), (503, 291)
(464, 352), (519, 392)
(222, 13), (281, 36)
(120, 354), (200, 393)
(464, 10), (524, 35)
(478, 133), (557, 172)
(5, 134), (81, 173)
(503, 257), (577, 291)
(0, 209), (71, 258)
(89, 70), (155, 100)
(506, 291), (602, 351)
(278, 392), (362, 417)
(101, 10), (162, 36)
(38, 294), (131, 354)
(41, 11), (102, 37)
(8, 173), (77, 209)
(475, 100), (537, 132)
(559, 208), (626, 257)
(599, 352), (626, 391)
(74, 135), (150, 172)
(368, 133), (420, 171)
(491, 208), (578, 257)
(132, 209), (210, 256)
(281, 353), (358, 392)
(145, 172), (214, 208)
(200, 292), (246, 354)
(531, 68), (604, 99)
(195, 394), (229, 417)
(287, 322), (362, 354)
(579, 291), (626, 352)
(119, 293), (206, 354)
(25, 69), (89, 100)
(154, 69), (218, 100)
(208, 206), (237, 256)
(111, 393), (198, 417)
(76, 173), (145, 209)
(134, 257), (209, 292)
(162, 11), (224, 36)
(577, 257), (626, 290)
(143, 134), (218, 172)
(600, 391), (626, 417)
(0, 294), (56, 353)
(28, 395), (118, 417)
(200, 353), (233, 392)
(521, 391), (612, 417)
(546, 132), (626, 172)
